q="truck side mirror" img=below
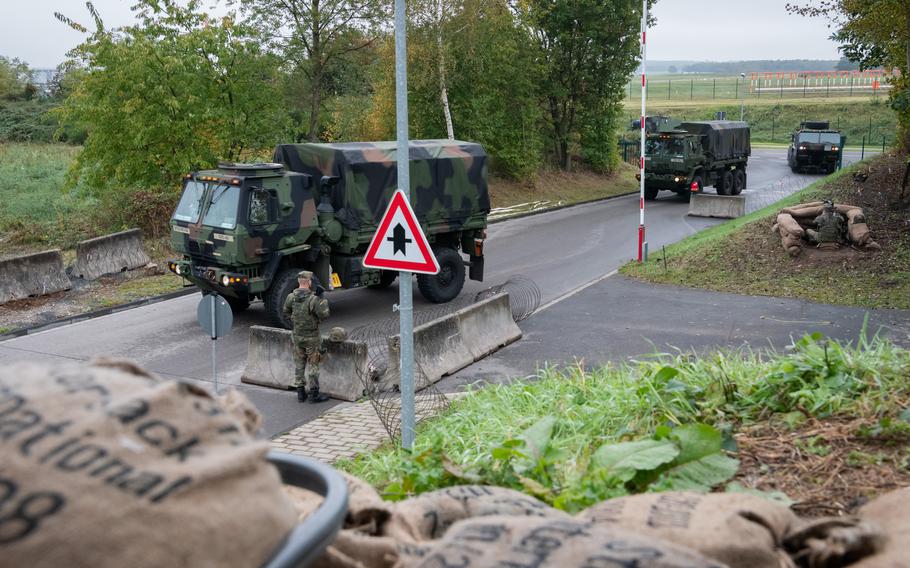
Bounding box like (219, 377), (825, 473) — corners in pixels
(320, 176), (340, 190)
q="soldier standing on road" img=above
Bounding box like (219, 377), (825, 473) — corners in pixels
(283, 270), (331, 403)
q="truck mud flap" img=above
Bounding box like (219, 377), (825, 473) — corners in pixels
(468, 255), (484, 282)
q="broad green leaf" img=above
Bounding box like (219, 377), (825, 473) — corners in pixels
(522, 416), (556, 460)
(671, 423), (723, 465)
(653, 366), (679, 383)
(592, 440), (679, 483)
(657, 454), (740, 491)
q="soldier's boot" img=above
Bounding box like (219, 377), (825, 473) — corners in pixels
(296, 387), (307, 403)
(308, 388), (330, 403)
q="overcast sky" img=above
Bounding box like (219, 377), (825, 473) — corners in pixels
(1, 0), (842, 69)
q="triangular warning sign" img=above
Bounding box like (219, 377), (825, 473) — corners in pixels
(363, 190), (439, 274)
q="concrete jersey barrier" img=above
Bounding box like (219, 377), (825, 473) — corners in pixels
(687, 194), (746, 219)
(0, 249), (71, 305)
(71, 228), (151, 280)
(241, 326), (368, 401)
(387, 292), (522, 385)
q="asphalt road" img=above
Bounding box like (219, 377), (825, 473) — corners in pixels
(0, 148), (871, 436)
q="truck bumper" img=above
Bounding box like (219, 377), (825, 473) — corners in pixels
(168, 259), (257, 299)
(645, 173), (689, 191)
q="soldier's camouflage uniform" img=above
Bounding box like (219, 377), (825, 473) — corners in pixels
(807, 202), (846, 245)
(283, 288), (330, 391)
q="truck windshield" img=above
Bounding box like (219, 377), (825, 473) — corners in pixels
(202, 184), (240, 229)
(173, 181), (206, 223)
(646, 138), (685, 154)
(798, 132), (841, 144)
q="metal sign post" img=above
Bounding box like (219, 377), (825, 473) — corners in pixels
(394, 0), (416, 449)
(196, 294), (233, 395)
(637, 0), (648, 263)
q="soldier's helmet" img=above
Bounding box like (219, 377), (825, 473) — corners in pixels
(297, 270), (313, 280)
(328, 327), (347, 342)
(823, 200), (835, 212)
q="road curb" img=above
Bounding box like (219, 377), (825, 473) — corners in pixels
(0, 287), (198, 341)
(2, 191), (641, 339)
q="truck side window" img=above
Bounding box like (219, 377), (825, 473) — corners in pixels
(249, 189), (271, 224)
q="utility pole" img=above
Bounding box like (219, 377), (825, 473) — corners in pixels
(739, 73), (745, 121)
(637, 0), (647, 263)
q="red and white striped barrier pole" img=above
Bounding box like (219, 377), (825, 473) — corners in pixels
(637, 0), (648, 263)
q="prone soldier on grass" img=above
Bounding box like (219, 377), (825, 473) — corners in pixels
(282, 270), (330, 403)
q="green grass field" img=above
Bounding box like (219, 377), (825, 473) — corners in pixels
(0, 143), (97, 253)
(626, 72), (894, 103)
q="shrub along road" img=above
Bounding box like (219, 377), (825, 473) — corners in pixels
(0, 148), (879, 437)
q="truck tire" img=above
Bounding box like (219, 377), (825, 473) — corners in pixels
(417, 247), (465, 303)
(367, 270), (398, 289)
(717, 170), (733, 196)
(264, 268), (299, 329)
(644, 186), (659, 201)
(732, 170), (745, 195)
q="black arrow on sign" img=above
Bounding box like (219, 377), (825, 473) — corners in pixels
(387, 223), (412, 255)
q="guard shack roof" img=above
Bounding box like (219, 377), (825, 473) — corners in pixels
(273, 140), (489, 231)
(677, 121), (751, 159)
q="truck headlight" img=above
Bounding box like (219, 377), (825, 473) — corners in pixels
(175, 264), (182, 275)
(221, 275), (230, 287)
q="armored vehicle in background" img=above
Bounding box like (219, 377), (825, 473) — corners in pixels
(642, 121), (751, 201)
(168, 140), (489, 328)
(787, 121), (844, 174)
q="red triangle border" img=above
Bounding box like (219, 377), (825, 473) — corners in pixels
(362, 190), (440, 274)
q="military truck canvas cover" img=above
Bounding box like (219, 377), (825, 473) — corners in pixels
(678, 121), (751, 160)
(274, 140), (490, 232)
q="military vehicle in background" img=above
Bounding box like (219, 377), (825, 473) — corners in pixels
(641, 121), (751, 201)
(168, 140), (489, 328)
(787, 121), (844, 174)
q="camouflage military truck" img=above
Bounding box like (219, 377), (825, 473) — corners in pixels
(640, 121), (751, 201)
(168, 140), (489, 328)
(787, 120), (844, 174)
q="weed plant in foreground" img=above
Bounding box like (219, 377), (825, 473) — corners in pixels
(341, 332), (910, 513)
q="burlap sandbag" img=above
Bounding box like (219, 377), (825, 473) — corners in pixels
(0, 360), (297, 568)
(782, 233), (803, 256)
(399, 515), (726, 568)
(781, 202), (824, 216)
(783, 517), (885, 568)
(579, 492), (798, 568)
(384, 485), (569, 542)
(782, 203), (824, 218)
(777, 214), (806, 238)
(848, 222), (871, 246)
(849, 487), (910, 567)
(835, 204), (863, 216)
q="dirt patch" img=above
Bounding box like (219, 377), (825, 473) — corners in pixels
(735, 415), (910, 518)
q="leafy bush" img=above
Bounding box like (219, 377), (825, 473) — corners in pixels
(342, 333), (910, 511)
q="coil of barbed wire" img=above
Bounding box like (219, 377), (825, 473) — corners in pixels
(473, 275), (540, 321)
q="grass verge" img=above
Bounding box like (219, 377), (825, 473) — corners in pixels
(340, 333), (910, 515)
(621, 151), (910, 309)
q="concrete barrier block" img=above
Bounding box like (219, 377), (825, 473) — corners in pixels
(71, 228), (151, 280)
(240, 325), (368, 402)
(458, 293), (523, 361)
(0, 250), (71, 305)
(687, 194), (746, 219)
(387, 293), (522, 386)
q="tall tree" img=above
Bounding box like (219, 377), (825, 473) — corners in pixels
(56, 0), (289, 193)
(0, 56), (31, 101)
(511, 0), (648, 171)
(235, 0), (388, 141)
(788, 0), (910, 146)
